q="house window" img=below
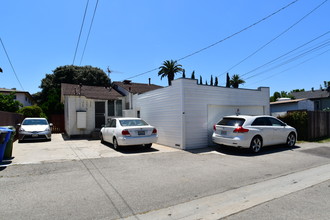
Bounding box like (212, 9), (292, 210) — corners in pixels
(108, 100), (123, 117)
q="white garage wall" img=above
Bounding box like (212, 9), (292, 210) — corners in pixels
(134, 79), (270, 150)
(134, 84), (183, 148)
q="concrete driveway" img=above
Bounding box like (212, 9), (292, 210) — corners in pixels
(11, 134), (180, 165)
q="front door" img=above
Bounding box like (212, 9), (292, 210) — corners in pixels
(95, 102), (105, 129)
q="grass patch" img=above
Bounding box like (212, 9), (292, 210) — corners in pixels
(297, 137), (330, 144)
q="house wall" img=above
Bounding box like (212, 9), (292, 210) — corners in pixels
(134, 78), (270, 150)
(64, 95), (125, 137)
(65, 96), (95, 137)
(15, 93), (33, 107)
(270, 100), (314, 116)
(133, 82), (183, 148)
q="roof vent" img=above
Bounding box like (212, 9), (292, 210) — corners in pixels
(123, 80), (131, 84)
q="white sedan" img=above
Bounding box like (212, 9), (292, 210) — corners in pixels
(212, 115), (297, 153)
(100, 118), (158, 149)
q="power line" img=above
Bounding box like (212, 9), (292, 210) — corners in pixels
(241, 30), (330, 78)
(0, 37), (24, 90)
(218, 0), (328, 78)
(243, 38), (330, 81)
(124, 0), (300, 80)
(79, 0), (99, 65)
(72, 0), (90, 65)
(246, 48), (330, 87)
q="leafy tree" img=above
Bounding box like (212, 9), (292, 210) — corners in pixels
(158, 60), (183, 86)
(182, 69), (186, 78)
(230, 74), (245, 88)
(38, 65), (110, 114)
(191, 71), (195, 79)
(226, 73), (230, 88)
(17, 105), (46, 118)
(214, 77), (218, 86)
(0, 92), (23, 112)
(205, 80), (208, 85)
(199, 76), (203, 85)
(210, 75), (213, 86)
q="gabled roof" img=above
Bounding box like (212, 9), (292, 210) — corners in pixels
(61, 83), (123, 100)
(113, 81), (163, 94)
(0, 88), (35, 102)
(292, 89), (330, 99)
(270, 98), (308, 105)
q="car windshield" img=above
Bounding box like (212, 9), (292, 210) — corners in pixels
(119, 119), (148, 127)
(218, 118), (245, 126)
(22, 119), (48, 125)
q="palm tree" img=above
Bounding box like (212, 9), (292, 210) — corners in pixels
(158, 60), (183, 86)
(230, 74), (245, 88)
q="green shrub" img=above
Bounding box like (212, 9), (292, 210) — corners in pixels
(17, 105), (47, 118)
(278, 111), (308, 141)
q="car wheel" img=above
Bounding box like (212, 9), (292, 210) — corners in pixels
(250, 136), (262, 153)
(113, 138), (120, 150)
(145, 143), (152, 149)
(286, 132), (296, 147)
(100, 133), (105, 144)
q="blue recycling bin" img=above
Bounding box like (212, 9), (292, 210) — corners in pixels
(0, 127), (12, 163)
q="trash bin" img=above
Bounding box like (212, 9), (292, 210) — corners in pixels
(1, 126), (15, 159)
(0, 127), (12, 163)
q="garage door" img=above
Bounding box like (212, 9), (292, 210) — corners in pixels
(207, 105), (265, 144)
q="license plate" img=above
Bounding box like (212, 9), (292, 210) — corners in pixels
(220, 130), (227, 135)
(138, 131), (145, 135)
(32, 134), (39, 137)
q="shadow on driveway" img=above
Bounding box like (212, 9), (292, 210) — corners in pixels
(214, 144), (301, 157)
(187, 144), (301, 157)
(100, 141), (159, 154)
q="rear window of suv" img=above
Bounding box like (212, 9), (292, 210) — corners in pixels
(217, 118), (245, 126)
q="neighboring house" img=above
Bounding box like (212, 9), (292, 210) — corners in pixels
(61, 83), (124, 137)
(0, 88), (35, 107)
(113, 80), (163, 116)
(270, 98), (314, 116)
(291, 88), (330, 111)
(131, 78), (270, 150)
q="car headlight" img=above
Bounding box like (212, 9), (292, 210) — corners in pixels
(45, 127), (50, 131)
(19, 128), (25, 132)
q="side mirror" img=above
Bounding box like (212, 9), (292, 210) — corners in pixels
(49, 123), (53, 127)
(101, 124), (105, 128)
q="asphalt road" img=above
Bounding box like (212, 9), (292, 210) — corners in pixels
(0, 134), (329, 219)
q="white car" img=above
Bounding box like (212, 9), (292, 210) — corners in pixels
(18, 118), (53, 142)
(212, 115), (297, 153)
(100, 118), (158, 149)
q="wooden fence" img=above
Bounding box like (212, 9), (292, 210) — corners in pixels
(49, 114), (65, 133)
(0, 111), (24, 127)
(307, 111), (330, 140)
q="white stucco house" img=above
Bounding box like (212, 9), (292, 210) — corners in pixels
(61, 83), (124, 137)
(0, 88), (35, 107)
(61, 82), (162, 137)
(270, 98), (314, 116)
(130, 78), (270, 150)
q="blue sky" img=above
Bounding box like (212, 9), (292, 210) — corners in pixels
(1, 0), (329, 96)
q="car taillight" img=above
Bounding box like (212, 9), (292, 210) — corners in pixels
(122, 130), (130, 136)
(152, 128), (157, 134)
(213, 124), (217, 131)
(233, 126), (249, 133)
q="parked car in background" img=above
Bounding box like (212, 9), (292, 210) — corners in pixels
(18, 118), (53, 142)
(212, 115), (297, 153)
(100, 117), (158, 150)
